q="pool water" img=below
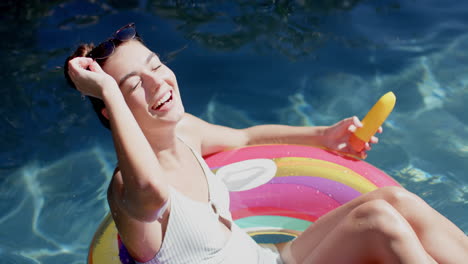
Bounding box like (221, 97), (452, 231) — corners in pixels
(1, 0), (467, 263)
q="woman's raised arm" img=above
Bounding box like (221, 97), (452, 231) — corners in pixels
(68, 57), (168, 222)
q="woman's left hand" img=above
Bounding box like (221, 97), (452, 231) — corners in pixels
(322, 116), (382, 159)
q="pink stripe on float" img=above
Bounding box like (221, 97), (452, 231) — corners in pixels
(229, 183), (341, 219)
(205, 145), (399, 188)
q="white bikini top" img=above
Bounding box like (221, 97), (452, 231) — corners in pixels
(136, 139), (234, 264)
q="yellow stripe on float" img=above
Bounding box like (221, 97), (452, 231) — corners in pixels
(274, 157), (377, 193)
(89, 213), (121, 264)
(247, 230), (300, 238)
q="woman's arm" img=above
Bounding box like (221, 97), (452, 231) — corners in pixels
(68, 58), (168, 222)
(241, 124), (328, 146)
(184, 114), (377, 158)
(104, 87), (169, 221)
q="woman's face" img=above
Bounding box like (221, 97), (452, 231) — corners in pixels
(103, 40), (184, 129)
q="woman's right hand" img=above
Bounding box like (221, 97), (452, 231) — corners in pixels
(67, 57), (118, 99)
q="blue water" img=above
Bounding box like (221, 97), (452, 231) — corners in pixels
(1, 0), (467, 263)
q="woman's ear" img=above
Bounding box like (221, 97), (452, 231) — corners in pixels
(101, 108), (109, 120)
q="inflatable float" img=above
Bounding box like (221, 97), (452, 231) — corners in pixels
(88, 144), (400, 264)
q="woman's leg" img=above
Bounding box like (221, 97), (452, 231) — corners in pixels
(277, 186), (468, 264)
(282, 199), (435, 264)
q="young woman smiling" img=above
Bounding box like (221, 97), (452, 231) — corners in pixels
(65, 23), (468, 264)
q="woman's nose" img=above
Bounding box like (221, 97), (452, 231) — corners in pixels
(145, 71), (164, 93)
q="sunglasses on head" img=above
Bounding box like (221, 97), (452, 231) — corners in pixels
(87, 23), (137, 60)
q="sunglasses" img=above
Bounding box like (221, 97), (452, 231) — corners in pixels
(87, 23), (137, 60)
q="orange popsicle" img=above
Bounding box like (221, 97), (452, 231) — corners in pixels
(349, 92), (396, 152)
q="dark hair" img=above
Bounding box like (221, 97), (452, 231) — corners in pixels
(64, 34), (144, 130)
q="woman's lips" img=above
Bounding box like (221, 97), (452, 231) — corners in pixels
(152, 90), (173, 111)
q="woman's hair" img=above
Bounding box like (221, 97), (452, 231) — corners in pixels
(64, 34), (144, 130)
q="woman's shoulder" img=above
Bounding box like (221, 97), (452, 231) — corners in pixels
(178, 113), (205, 128)
(176, 113), (204, 150)
(177, 112), (247, 156)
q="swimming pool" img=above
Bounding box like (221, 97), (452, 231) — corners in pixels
(1, 0), (467, 263)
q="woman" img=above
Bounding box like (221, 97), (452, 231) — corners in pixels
(65, 23), (468, 264)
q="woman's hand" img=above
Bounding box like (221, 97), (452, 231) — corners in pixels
(67, 57), (118, 99)
(322, 116), (382, 159)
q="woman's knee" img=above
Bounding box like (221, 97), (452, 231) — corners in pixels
(346, 200), (436, 263)
(370, 186), (426, 211)
(348, 199), (411, 238)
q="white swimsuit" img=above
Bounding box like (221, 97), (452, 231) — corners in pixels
(135, 140), (283, 264)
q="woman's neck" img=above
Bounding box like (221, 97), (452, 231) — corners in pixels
(142, 125), (186, 171)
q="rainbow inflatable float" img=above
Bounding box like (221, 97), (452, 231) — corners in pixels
(88, 144), (400, 263)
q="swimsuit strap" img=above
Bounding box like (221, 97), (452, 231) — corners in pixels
(176, 136), (214, 202)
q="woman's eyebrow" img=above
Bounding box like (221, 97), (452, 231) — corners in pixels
(119, 71), (138, 86)
(118, 53), (157, 86)
(146, 52), (156, 63)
